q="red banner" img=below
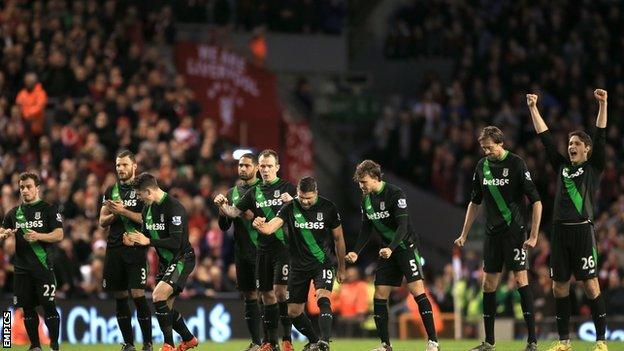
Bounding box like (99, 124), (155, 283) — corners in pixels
(283, 116), (314, 183)
(174, 42), (281, 150)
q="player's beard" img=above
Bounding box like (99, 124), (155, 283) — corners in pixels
(239, 173), (252, 181)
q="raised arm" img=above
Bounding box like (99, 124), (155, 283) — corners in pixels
(527, 93), (566, 169)
(526, 94), (549, 133)
(590, 89), (607, 171)
(594, 89), (607, 128)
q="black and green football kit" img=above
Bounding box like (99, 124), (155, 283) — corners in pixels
(539, 128), (605, 281)
(276, 196), (341, 303)
(102, 182), (147, 291)
(219, 179), (260, 292)
(353, 182), (423, 286)
(141, 193), (195, 295)
(3, 200), (62, 307)
(471, 151), (541, 272)
(236, 177), (296, 291)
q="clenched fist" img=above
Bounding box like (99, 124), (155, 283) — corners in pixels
(526, 94), (538, 108)
(252, 217), (266, 229)
(213, 194), (228, 206)
(594, 89), (607, 103)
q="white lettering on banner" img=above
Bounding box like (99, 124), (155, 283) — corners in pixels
(209, 303), (231, 342)
(65, 306), (219, 344)
(185, 59), (260, 97)
(578, 321), (624, 341)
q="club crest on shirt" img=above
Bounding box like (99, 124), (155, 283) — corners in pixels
(160, 214), (164, 222)
(56, 213), (62, 222)
(273, 190), (281, 198)
(525, 171), (532, 181)
(503, 168), (509, 177)
(34, 212), (41, 220)
(317, 212), (323, 221)
(398, 198), (407, 209)
(380, 202), (385, 210)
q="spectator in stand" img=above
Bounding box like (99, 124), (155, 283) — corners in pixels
(334, 267), (370, 337)
(15, 73), (47, 137)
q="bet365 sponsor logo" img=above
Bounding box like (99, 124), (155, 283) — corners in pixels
(145, 223), (166, 231)
(294, 221), (325, 230)
(563, 167), (584, 179)
(255, 199), (283, 208)
(482, 178), (510, 186)
(366, 211), (390, 220)
(16, 220), (44, 229)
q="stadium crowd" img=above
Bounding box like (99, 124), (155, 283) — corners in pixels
(372, 0), (624, 326)
(0, 0), (353, 310)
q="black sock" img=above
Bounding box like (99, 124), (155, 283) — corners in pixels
(589, 294), (607, 341)
(42, 303), (60, 350)
(292, 313), (319, 343)
(264, 303), (279, 345)
(245, 299), (262, 345)
(133, 296), (152, 345)
(373, 298), (390, 345)
(555, 296), (571, 340)
(172, 309), (194, 342)
(483, 291), (496, 345)
(317, 297), (333, 342)
(116, 298), (134, 345)
(518, 285), (537, 344)
(154, 301), (174, 346)
(415, 293), (438, 342)
(278, 301), (292, 342)
(23, 308), (40, 348)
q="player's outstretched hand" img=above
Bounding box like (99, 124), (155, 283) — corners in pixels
(526, 94), (538, 107)
(379, 248), (393, 259)
(252, 217), (266, 229)
(454, 235), (466, 247)
(594, 89), (607, 103)
(213, 194), (228, 206)
(523, 236), (537, 251)
(345, 252), (358, 263)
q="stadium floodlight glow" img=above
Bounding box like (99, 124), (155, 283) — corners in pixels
(233, 149), (255, 160)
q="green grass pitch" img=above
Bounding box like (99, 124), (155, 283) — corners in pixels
(8, 339), (620, 351)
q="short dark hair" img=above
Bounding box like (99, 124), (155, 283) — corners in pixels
(478, 126), (505, 144)
(19, 172), (41, 186)
(298, 176), (317, 193)
(116, 149), (136, 163)
(132, 172), (159, 191)
(569, 130), (592, 148)
(240, 153), (258, 165)
(259, 149), (279, 164)
(353, 160), (383, 181)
